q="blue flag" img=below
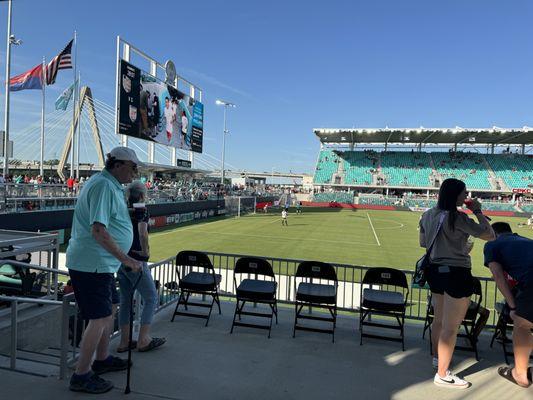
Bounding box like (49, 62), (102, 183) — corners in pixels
(55, 82), (75, 111)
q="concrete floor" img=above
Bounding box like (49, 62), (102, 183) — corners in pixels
(2, 300), (532, 400)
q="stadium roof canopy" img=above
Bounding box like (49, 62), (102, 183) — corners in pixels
(313, 127), (533, 145)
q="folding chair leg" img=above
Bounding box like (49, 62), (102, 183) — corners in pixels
(292, 302), (299, 338)
(230, 300), (239, 334)
(270, 303), (278, 325)
(171, 291), (185, 322)
(238, 301), (245, 321)
(503, 339), (509, 365)
(215, 291), (222, 314)
(428, 324), (433, 355)
(401, 315), (406, 351)
(204, 295), (216, 327)
(359, 309), (364, 346)
(268, 306), (274, 339)
(184, 292), (191, 311)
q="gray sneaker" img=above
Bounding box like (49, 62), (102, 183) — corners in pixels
(69, 372), (114, 394)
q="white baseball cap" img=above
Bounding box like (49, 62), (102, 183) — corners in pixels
(108, 147), (144, 167)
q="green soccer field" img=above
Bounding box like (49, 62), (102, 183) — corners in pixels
(149, 208), (533, 278)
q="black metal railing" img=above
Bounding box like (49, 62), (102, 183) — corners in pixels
(154, 251), (502, 327)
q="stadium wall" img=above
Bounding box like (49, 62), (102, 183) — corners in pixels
(0, 200), (226, 232)
(301, 201), (528, 217)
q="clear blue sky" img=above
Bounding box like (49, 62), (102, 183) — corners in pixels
(1, 0), (532, 173)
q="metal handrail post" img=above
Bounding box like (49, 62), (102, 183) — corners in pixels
(10, 300), (17, 369)
(59, 295), (71, 380)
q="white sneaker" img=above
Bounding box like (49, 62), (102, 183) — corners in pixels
(432, 357), (438, 370)
(434, 371), (470, 389)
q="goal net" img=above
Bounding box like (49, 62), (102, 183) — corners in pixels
(224, 196), (256, 217)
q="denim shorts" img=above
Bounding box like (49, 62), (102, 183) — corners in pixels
(68, 269), (117, 320)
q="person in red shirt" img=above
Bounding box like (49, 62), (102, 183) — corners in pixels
(67, 176), (75, 193)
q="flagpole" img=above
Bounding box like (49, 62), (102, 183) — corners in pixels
(75, 72), (81, 179)
(3, 0), (13, 178)
(70, 30), (77, 178)
(40, 56), (46, 177)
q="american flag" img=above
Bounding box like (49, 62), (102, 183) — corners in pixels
(46, 39), (73, 85)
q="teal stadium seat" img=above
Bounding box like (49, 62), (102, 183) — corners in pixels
(381, 152), (432, 187)
(481, 202), (516, 212)
(431, 153), (491, 190)
(520, 204), (533, 213)
(485, 154), (533, 190)
(341, 151), (374, 185)
(314, 150), (340, 184)
(358, 197), (397, 206)
(404, 199), (438, 209)
(313, 192), (354, 204)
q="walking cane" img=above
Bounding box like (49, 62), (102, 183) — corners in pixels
(125, 268), (143, 394)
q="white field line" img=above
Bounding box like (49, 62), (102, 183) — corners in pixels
(173, 230), (379, 247)
(366, 213), (381, 246)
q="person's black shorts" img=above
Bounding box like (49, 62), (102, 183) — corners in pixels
(515, 283), (533, 323)
(426, 265), (474, 299)
(68, 269), (117, 320)
(111, 281), (119, 305)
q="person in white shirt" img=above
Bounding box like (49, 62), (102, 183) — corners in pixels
(164, 97), (174, 143)
(181, 112), (189, 147)
(281, 209), (288, 226)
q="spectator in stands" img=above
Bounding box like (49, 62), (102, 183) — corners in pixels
(419, 178), (494, 389)
(67, 176), (75, 193)
(484, 222), (533, 388)
(117, 181), (165, 354)
(66, 147), (143, 394)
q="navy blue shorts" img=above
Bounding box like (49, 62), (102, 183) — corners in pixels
(515, 283), (533, 323)
(68, 269), (118, 320)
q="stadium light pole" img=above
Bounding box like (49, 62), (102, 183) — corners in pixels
(3, 0), (22, 178)
(216, 99), (236, 185)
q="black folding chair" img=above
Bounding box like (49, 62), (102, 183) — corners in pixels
(490, 302), (514, 364)
(359, 267), (409, 350)
(293, 261), (338, 342)
(171, 251), (222, 326)
(230, 257), (278, 338)
(490, 298), (533, 364)
(423, 276), (483, 360)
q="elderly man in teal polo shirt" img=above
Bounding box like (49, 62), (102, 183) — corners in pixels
(67, 147), (143, 394)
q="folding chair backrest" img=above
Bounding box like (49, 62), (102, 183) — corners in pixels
(176, 250), (214, 272)
(362, 267), (408, 290)
(295, 261), (337, 282)
(234, 257), (275, 278)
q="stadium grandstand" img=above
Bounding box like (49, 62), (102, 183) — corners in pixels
(311, 127), (533, 213)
